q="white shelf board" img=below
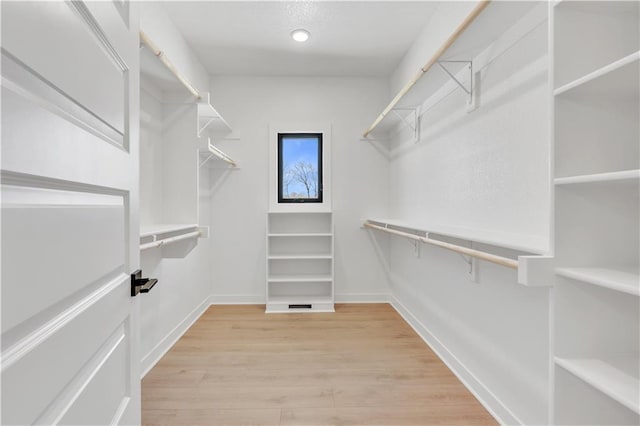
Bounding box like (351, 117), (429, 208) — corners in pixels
(140, 223), (198, 238)
(363, 1), (538, 138)
(268, 274), (333, 283)
(366, 218), (548, 254)
(197, 92), (232, 138)
(268, 233), (333, 237)
(555, 356), (640, 414)
(555, 169), (640, 186)
(556, 266), (640, 297)
(554, 51), (640, 99)
(268, 254), (333, 260)
(267, 295), (333, 304)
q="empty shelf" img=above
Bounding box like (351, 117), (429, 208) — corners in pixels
(556, 356), (640, 414)
(268, 274), (333, 283)
(556, 266), (640, 296)
(268, 254), (332, 260)
(555, 170), (640, 186)
(267, 295), (333, 304)
(554, 51), (639, 99)
(268, 233), (333, 237)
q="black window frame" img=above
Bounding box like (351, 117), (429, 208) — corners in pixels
(277, 133), (323, 204)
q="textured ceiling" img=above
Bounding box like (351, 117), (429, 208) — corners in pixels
(160, 1), (440, 76)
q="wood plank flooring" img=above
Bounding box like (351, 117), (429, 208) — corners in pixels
(142, 304), (496, 425)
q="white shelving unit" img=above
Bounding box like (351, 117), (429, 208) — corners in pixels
(266, 212), (334, 313)
(551, 2), (639, 424)
(139, 32), (236, 257)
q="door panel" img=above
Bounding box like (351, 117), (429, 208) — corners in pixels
(1, 185), (125, 334)
(2, 284), (129, 425)
(1, 0), (140, 424)
(2, 1), (127, 134)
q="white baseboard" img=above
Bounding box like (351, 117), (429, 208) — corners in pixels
(209, 294), (265, 304)
(140, 296), (212, 378)
(209, 293), (392, 304)
(335, 293), (391, 303)
(390, 295), (521, 426)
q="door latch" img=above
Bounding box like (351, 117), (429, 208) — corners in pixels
(131, 269), (158, 297)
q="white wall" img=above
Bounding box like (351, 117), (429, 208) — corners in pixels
(206, 76), (391, 303)
(385, 3), (551, 425)
(138, 6), (213, 375)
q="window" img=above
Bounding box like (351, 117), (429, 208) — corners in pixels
(278, 133), (323, 203)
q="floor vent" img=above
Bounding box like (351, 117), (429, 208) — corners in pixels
(288, 304), (312, 309)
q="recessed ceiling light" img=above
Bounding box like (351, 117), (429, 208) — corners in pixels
(291, 29), (310, 42)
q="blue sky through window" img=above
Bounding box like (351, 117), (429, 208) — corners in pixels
(281, 135), (320, 199)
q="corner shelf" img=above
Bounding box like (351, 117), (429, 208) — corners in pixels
(555, 356), (640, 414)
(555, 266), (639, 297)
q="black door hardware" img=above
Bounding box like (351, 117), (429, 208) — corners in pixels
(131, 269), (158, 297)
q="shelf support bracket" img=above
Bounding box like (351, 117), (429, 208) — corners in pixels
(437, 60), (476, 110)
(391, 107), (420, 143)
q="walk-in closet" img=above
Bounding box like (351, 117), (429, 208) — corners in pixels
(1, 1), (638, 425)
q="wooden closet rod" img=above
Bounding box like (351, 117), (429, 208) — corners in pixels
(139, 30), (202, 100)
(364, 222), (518, 269)
(363, 0), (491, 138)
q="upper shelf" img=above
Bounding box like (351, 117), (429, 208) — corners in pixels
(362, 0), (539, 138)
(197, 92), (232, 138)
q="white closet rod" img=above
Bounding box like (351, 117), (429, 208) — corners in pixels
(364, 222), (518, 269)
(363, 0), (490, 138)
(139, 30), (202, 100)
(140, 231), (201, 251)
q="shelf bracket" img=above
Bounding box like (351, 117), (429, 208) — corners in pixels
(437, 60), (476, 110)
(390, 107), (420, 143)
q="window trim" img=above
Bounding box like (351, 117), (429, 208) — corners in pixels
(277, 133), (323, 203)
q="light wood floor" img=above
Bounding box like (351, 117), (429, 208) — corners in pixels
(142, 304), (496, 425)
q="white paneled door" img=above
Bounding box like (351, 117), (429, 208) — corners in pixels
(1, 1), (141, 424)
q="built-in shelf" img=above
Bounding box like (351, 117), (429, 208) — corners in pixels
(554, 51), (639, 98)
(362, 1), (539, 139)
(268, 254), (332, 260)
(268, 233), (333, 238)
(267, 295), (333, 304)
(554, 170), (640, 186)
(366, 218), (547, 255)
(556, 266), (640, 297)
(268, 274), (333, 283)
(555, 356), (640, 414)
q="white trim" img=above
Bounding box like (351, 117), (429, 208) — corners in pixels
(334, 293), (391, 303)
(140, 296), (212, 378)
(268, 122), (332, 213)
(389, 295), (522, 426)
(209, 294), (265, 305)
